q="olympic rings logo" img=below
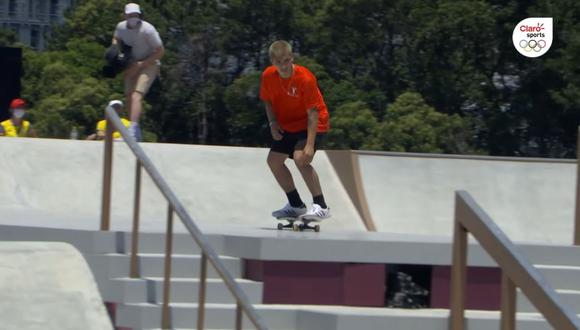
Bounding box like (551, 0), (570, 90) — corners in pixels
(518, 39), (547, 52)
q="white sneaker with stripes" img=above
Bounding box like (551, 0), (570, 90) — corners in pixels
(301, 203), (331, 221)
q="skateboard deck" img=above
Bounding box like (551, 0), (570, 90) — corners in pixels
(276, 216), (321, 232)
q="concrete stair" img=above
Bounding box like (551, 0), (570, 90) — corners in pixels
(86, 250), (266, 327)
(87, 253), (242, 279)
(517, 263), (580, 314)
(535, 264), (580, 291)
(117, 304), (557, 330)
(518, 288), (580, 314)
(510, 251), (580, 320)
(117, 303), (295, 330)
(1, 225), (579, 329)
(103, 234), (580, 329)
(113, 232), (225, 255)
(109, 277), (263, 304)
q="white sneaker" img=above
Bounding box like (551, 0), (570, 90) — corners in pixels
(272, 203), (307, 218)
(302, 203), (331, 221)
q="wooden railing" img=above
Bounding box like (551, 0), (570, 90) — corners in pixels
(100, 106), (268, 330)
(449, 191), (579, 329)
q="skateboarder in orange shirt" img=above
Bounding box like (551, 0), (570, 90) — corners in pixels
(260, 40), (331, 221)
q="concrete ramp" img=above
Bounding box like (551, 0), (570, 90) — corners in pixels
(2, 138), (574, 242)
(0, 138), (365, 232)
(0, 242), (112, 330)
(357, 152), (576, 244)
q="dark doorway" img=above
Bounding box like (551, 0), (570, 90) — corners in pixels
(0, 47), (23, 121)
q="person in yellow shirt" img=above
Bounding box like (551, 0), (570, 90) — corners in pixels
(0, 98), (37, 138)
(86, 100), (131, 140)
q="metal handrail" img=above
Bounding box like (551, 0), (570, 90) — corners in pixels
(449, 191), (580, 330)
(100, 107), (268, 330)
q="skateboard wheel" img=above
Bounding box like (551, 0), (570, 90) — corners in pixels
(292, 223), (300, 231)
(314, 225), (320, 232)
(277, 223), (283, 230)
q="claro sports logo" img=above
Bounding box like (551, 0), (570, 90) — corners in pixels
(513, 17), (553, 58)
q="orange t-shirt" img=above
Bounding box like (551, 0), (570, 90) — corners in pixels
(260, 65), (329, 133)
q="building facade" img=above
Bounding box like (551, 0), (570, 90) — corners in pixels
(0, 0), (75, 50)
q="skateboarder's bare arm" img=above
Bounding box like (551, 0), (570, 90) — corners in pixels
(263, 101), (276, 125)
(264, 101), (283, 141)
(306, 107), (318, 148)
(298, 107), (318, 166)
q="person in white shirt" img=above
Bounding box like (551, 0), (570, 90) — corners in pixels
(111, 2), (164, 141)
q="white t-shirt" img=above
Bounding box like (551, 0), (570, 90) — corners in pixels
(114, 20), (163, 62)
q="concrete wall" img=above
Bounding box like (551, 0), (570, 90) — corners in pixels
(356, 152), (576, 244)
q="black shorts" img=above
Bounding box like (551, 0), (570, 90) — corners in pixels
(270, 131), (326, 159)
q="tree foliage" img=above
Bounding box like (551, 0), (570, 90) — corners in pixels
(325, 101), (381, 150)
(379, 92), (475, 153)
(4, 0), (579, 157)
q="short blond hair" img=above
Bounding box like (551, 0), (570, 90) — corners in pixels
(268, 40), (293, 60)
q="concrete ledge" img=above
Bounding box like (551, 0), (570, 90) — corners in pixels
(221, 229), (498, 266)
(0, 224), (117, 254)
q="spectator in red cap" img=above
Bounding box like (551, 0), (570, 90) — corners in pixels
(0, 98), (37, 137)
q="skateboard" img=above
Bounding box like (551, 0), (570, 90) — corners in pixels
(276, 216), (321, 232)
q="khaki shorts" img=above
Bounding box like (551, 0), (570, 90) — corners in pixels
(124, 63), (159, 96)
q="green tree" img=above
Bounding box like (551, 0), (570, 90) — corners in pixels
(223, 71), (269, 146)
(379, 92), (475, 153)
(313, 0), (399, 111)
(294, 56), (368, 111)
(0, 28), (17, 47)
(401, 1), (499, 114)
(15, 0), (579, 157)
(326, 101), (381, 150)
(25, 60), (114, 138)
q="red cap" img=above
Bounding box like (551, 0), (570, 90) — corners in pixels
(10, 98), (26, 109)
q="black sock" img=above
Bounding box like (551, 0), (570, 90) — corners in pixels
(286, 189), (305, 208)
(313, 195), (327, 209)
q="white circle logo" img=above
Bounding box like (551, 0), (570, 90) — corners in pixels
(512, 17), (553, 58)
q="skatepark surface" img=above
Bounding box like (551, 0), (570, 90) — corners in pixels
(0, 138), (579, 330)
(0, 138), (364, 232)
(0, 241), (112, 330)
(357, 151), (576, 244)
(0, 138), (576, 244)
